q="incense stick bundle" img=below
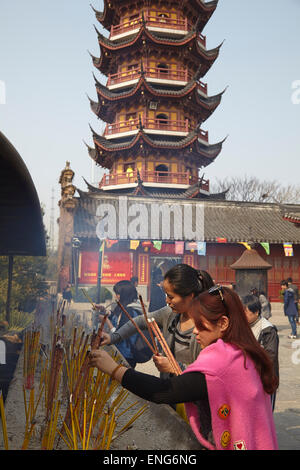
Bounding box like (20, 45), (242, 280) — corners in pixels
(0, 391), (9, 450)
(149, 319), (182, 375)
(138, 295), (159, 354)
(56, 299), (66, 326)
(22, 382), (45, 450)
(60, 335), (94, 437)
(24, 330), (41, 389)
(91, 314), (108, 350)
(116, 301), (156, 354)
(21, 304), (153, 451)
(46, 342), (64, 419)
(81, 288), (96, 309)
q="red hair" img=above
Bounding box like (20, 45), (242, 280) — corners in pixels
(190, 287), (278, 395)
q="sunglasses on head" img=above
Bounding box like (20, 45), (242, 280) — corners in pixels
(208, 284), (224, 299)
(208, 284), (229, 315)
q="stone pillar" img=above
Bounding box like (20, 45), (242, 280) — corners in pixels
(230, 247), (272, 298)
(57, 162), (78, 292)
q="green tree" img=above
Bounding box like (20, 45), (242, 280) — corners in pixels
(0, 255), (48, 314)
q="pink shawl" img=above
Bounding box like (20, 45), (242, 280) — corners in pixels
(183, 339), (278, 450)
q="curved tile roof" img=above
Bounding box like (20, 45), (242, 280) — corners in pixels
(73, 194), (300, 244)
(0, 132), (46, 256)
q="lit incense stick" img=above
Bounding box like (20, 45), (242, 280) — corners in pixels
(149, 319), (181, 375)
(139, 295), (158, 354)
(116, 301), (156, 354)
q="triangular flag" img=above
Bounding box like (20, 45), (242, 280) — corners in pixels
(105, 239), (118, 248)
(260, 242), (270, 255)
(130, 240), (140, 250)
(153, 240), (162, 251)
(175, 241), (184, 254)
(238, 242), (251, 250)
(216, 237), (227, 243)
(186, 242), (197, 251)
(197, 241), (206, 256)
(283, 243), (293, 257)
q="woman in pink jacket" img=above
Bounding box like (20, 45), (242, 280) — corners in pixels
(89, 286), (279, 450)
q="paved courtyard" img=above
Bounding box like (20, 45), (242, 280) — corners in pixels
(270, 302), (300, 450)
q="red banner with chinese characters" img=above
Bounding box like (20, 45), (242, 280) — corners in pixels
(79, 251), (132, 285)
(138, 254), (150, 285)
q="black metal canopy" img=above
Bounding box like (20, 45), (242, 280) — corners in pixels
(0, 131), (46, 256)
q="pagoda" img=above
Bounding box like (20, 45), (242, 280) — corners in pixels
(57, 0), (228, 296)
(87, 0), (226, 199)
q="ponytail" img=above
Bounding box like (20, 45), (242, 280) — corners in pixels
(164, 264), (214, 297)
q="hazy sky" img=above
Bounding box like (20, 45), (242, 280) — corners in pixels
(1, 0), (300, 246)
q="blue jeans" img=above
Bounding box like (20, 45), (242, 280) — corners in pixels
(288, 315), (297, 336)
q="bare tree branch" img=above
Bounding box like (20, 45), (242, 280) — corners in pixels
(211, 175), (300, 204)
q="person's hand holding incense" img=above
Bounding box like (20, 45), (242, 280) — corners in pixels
(152, 354), (176, 374)
(99, 332), (111, 345)
(94, 304), (106, 312)
(89, 350), (127, 383)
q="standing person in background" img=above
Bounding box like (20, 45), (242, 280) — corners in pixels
(287, 277), (299, 324)
(62, 283), (72, 306)
(149, 269), (166, 312)
(242, 294), (279, 411)
(90, 286), (278, 450)
(107, 280), (143, 368)
(130, 277), (138, 289)
(250, 287), (271, 319)
(281, 280), (298, 339)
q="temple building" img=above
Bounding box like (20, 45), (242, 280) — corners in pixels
(57, 0), (300, 302)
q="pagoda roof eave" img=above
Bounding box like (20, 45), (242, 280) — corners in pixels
(94, 74), (197, 101)
(96, 0), (219, 31)
(88, 129), (224, 169)
(90, 3), (115, 31)
(195, 141), (224, 165)
(97, 78), (225, 107)
(77, 181), (224, 202)
(83, 139), (99, 163)
(94, 25), (221, 66)
(91, 76), (225, 123)
(94, 24), (197, 50)
(82, 177), (108, 195)
(91, 28), (224, 78)
(80, 173), (227, 201)
(92, 129), (200, 152)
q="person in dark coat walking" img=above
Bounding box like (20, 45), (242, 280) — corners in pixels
(281, 280), (298, 338)
(287, 277), (299, 323)
(148, 269), (166, 313)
